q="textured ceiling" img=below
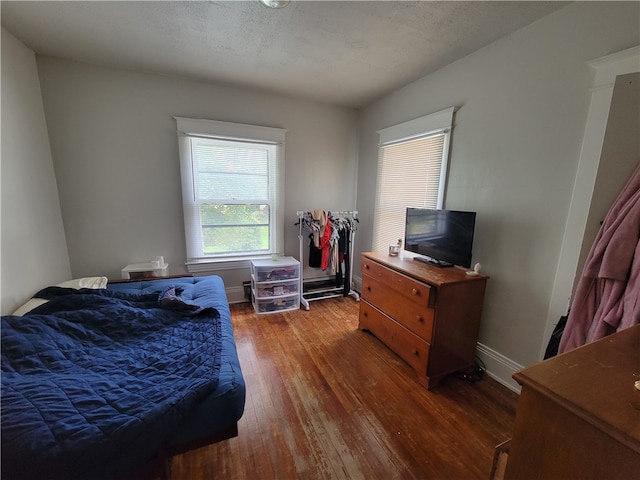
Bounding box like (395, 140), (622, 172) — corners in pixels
(1, 1), (569, 108)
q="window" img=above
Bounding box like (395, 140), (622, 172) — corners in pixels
(372, 107), (454, 253)
(175, 117), (286, 263)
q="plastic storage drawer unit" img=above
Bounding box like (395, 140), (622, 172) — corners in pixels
(251, 256), (300, 314)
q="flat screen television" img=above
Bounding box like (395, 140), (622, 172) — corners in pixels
(404, 208), (476, 268)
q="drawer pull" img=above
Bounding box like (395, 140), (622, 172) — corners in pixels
(416, 315), (423, 323)
(366, 286), (371, 292)
(412, 288), (418, 296)
(363, 312), (368, 318)
(364, 264), (370, 270)
(412, 348), (419, 356)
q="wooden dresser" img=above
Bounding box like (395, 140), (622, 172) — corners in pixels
(504, 324), (640, 480)
(358, 251), (488, 389)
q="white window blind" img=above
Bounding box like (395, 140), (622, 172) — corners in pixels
(175, 117), (286, 262)
(372, 107), (454, 254)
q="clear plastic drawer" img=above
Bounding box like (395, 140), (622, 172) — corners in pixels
(251, 258), (300, 282)
(253, 294), (300, 314)
(255, 279), (299, 299)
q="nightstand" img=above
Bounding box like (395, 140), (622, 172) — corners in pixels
(121, 262), (169, 280)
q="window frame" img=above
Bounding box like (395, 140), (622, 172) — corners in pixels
(175, 117), (286, 267)
(372, 107), (455, 254)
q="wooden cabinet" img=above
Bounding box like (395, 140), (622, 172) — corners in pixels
(504, 325), (640, 480)
(358, 251), (488, 389)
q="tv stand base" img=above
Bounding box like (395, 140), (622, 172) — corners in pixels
(413, 255), (453, 268)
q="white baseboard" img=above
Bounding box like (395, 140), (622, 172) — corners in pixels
(353, 274), (362, 293)
(226, 286), (247, 304)
(476, 343), (523, 393)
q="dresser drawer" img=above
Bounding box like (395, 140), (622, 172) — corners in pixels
(359, 300), (430, 375)
(361, 257), (432, 306)
(361, 274), (434, 342)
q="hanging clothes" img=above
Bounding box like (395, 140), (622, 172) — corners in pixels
(308, 209), (333, 271)
(340, 226), (351, 295)
(308, 234), (322, 268)
(296, 210), (360, 307)
(318, 218), (332, 271)
(310, 209), (327, 248)
(559, 162), (640, 354)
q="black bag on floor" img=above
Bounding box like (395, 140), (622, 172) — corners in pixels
(544, 315), (568, 359)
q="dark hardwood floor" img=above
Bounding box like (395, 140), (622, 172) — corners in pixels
(170, 297), (518, 479)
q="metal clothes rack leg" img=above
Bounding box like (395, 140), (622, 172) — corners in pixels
(298, 213), (310, 310)
(297, 210), (360, 310)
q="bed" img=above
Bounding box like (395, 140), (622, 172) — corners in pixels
(1, 275), (245, 480)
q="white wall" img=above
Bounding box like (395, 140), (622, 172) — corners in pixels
(579, 72), (640, 283)
(35, 57), (358, 289)
(354, 1), (640, 387)
(1, 28), (72, 314)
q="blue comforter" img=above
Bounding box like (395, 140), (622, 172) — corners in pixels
(1, 287), (223, 480)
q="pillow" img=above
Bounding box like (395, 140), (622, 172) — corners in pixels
(57, 276), (108, 289)
(12, 276), (109, 315)
(12, 298), (48, 316)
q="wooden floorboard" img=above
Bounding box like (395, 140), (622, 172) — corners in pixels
(170, 298), (518, 479)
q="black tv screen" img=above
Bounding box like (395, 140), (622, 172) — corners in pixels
(404, 208), (476, 268)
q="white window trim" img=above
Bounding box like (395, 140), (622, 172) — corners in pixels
(377, 107), (455, 145)
(174, 117), (287, 269)
(376, 106), (455, 209)
(175, 117), (286, 144)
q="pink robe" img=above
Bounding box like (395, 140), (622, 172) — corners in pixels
(558, 162), (640, 354)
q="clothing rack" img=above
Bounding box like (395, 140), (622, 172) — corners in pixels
(296, 210), (360, 310)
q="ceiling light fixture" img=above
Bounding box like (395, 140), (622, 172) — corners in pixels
(259, 0), (291, 8)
